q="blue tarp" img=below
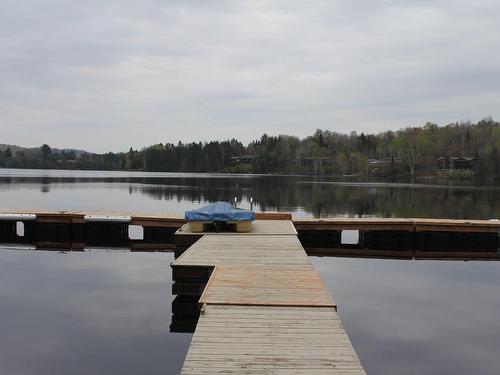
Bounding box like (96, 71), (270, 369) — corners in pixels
(185, 202), (255, 222)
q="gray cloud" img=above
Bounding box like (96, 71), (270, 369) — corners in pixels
(1, 0), (499, 152)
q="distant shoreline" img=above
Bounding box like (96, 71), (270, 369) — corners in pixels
(2, 119), (499, 183)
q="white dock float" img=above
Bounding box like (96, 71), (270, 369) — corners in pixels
(83, 214), (131, 223)
(0, 213), (37, 221)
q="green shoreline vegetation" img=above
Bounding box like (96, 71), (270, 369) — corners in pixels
(1, 118), (499, 182)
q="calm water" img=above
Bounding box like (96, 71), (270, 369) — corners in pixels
(0, 168), (499, 375)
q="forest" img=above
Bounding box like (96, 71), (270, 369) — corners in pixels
(1, 118), (499, 181)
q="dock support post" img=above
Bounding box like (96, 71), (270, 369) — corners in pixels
(415, 231), (499, 251)
(297, 230), (341, 248)
(0, 221), (17, 240)
(143, 227), (176, 243)
(23, 222), (72, 242)
(170, 265), (213, 333)
(82, 223), (129, 244)
(361, 230), (414, 250)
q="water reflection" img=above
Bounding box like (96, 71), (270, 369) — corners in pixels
(1, 242), (499, 374)
(1, 169), (500, 219)
(0, 250), (191, 375)
(1, 169), (500, 374)
(312, 257), (500, 375)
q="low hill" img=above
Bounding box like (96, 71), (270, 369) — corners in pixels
(0, 144), (87, 157)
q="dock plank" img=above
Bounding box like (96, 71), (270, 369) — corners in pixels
(172, 234), (309, 268)
(293, 217), (415, 231)
(172, 222), (365, 373)
(413, 218), (500, 232)
(199, 266), (335, 308)
(181, 305), (365, 375)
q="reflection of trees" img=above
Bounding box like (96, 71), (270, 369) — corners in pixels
(133, 178), (500, 219)
(1, 176), (499, 219)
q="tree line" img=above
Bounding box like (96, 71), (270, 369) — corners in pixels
(1, 117), (499, 181)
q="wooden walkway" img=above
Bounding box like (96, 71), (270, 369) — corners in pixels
(171, 221), (365, 374)
(199, 266), (334, 308)
(174, 234), (308, 268)
(184, 305), (364, 375)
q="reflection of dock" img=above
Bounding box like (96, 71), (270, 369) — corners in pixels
(171, 220), (366, 374)
(305, 247), (500, 261)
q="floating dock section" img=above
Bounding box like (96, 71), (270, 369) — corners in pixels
(1, 210), (499, 254)
(0, 210), (184, 246)
(294, 217), (500, 252)
(171, 220), (366, 374)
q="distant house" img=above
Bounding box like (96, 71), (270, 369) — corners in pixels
(436, 157), (447, 169)
(367, 159), (387, 174)
(366, 158), (400, 176)
(437, 156), (475, 170)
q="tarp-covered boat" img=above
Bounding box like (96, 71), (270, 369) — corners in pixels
(185, 202), (255, 222)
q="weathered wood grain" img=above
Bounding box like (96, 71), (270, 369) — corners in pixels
(173, 221), (365, 373)
(199, 266), (335, 308)
(181, 305), (365, 375)
(172, 234), (309, 268)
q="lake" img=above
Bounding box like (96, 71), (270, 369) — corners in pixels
(0, 168), (499, 374)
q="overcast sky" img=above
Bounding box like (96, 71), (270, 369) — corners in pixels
(1, 0), (499, 152)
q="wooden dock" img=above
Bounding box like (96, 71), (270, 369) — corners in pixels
(183, 305), (363, 374)
(1, 210), (499, 371)
(1, 209), (498, 253)
(293, 217), (500, 231)
(293, 217), (500, 252)
(0, 209), (185, 227)
(171, 220), (366, 374)
(3, 209), (499, 233)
